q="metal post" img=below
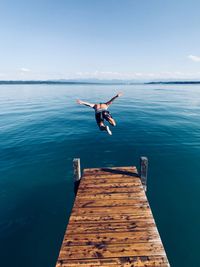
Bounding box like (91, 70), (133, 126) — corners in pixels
(73, 158), (81, 195)
(140, 156), (148, 192)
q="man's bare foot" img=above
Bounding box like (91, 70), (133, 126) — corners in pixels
(106, 125), (112, 135)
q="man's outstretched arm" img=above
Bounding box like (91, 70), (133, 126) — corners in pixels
(105, 92), (123, 106)
(77, 99), (95, 108)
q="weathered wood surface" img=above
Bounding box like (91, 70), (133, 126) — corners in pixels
(140, 157), (148, 191)
(56, 166), (170, 267)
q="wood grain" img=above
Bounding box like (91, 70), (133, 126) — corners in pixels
(55, 166), (170, 267)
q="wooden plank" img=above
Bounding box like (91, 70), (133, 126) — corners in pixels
(71, 205), (151, 216)
(69, 214), (154, 223)
(83, 166), (137, 172)
(82, 174), (139, 179)
(83, 169), (138, 178)
(58, 243), (166, 259)
(66, 221), (156, 234)
(83, 174), (138, 179)
(56, 256), (169, 267)
(63, 231), (160, 246)
(67, 218), (156, 228)
(79, 182), (142, 189)
(75, 192), (146, 200)
(81, 177), (140, 184)
(77, 186), (144, 194)
(74, 198), (147, 208)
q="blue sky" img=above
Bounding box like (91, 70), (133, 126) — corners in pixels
(0, 0), (200, 80)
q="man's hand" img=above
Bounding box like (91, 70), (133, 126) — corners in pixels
(117, 92), (123, 97)
(76, 99), (83, 105)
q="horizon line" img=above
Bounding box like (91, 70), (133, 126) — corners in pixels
(1, 79), (200, 85)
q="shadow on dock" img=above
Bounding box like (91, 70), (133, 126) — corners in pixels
(100, 168), (139, 177)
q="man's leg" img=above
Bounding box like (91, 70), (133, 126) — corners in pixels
(96, 113), (105, 131)
(103, 111), (116, 126)
(97, 121), (111, 135)
(107, 117), (116, 126)
(98, 121), (107, 131)
(95, 112), (112, 135)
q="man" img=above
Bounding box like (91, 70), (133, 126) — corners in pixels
(77, 92), (122, 135)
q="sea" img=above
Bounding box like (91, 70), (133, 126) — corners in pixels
(1, 84), (200, 267)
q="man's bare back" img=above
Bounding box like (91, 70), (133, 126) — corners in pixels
(93, 103), (108, 111)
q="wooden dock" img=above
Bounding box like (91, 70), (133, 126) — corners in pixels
(56, 160), (170, 266)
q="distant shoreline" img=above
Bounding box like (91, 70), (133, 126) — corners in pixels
(0, 80), (200, 85)
(0, 80), (131, 85)
(147, 81), (200, 85)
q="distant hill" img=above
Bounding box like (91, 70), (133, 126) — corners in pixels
(147, 81), (200, 84)
(1, 80), (200, 85)
(0, 79), (134, 85)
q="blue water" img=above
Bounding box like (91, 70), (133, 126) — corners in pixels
(1, 84), (200, 267)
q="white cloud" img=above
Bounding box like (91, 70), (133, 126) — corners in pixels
(188, 55), (200, 62)
(20, 68), (31, 72)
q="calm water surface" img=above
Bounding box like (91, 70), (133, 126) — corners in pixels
(1, 84), (200, 267)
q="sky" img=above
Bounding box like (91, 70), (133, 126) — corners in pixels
(0, 0), (200, 81)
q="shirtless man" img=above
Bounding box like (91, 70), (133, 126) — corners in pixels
(77, 92), (122, 135)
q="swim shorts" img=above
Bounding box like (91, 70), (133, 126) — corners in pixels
(95, 110), (112, 124)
